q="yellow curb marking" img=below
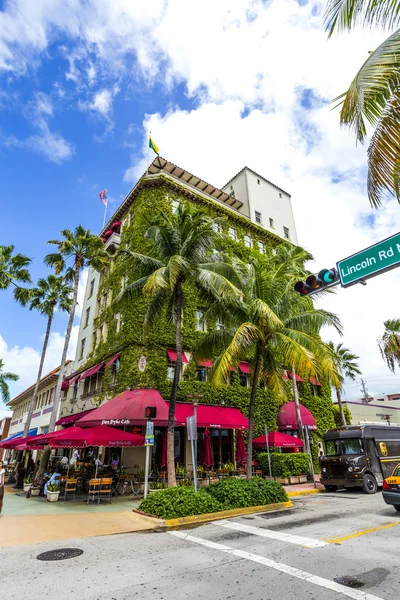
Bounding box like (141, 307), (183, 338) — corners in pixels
(287, 489), (325, 498)
(324, 521), (400, 545)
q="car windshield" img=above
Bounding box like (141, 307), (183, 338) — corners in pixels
(392, 465), (400, 477)
(325, 438), (364, 456)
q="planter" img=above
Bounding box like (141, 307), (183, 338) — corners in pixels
(298, 475), (307, 484)
(23, 483), (32, 493)
(289, 476), (300, 485)
(273, 477), (289, 485)
(47, 491), (60, 502)
(148, 488), (165, 494)
(31, 487), (40, 496)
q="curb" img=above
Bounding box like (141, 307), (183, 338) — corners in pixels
(164, 500), (293, 529)
(287, 488), (325, 498)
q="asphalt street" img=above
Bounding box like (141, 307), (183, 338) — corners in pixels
(2, 491), (400, 600)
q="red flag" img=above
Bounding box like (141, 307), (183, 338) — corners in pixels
(99, 189), (108, 206)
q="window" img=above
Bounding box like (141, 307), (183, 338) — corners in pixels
(230, 190), (235, 198)
(230, 185), (233, 190)
(121, 275), (127, 289)
(172, 199), (180, 214)
(239, 371), (248, 387)
(258, 241), (265, 253)
(129, 212), (134, 225)
(283, 226), (290, 239)
(269, 218), (274, 228)
(216, 317), (224, 331)
(72, 380), (79, 400)
(279, 192), (282, 198)
(255, 211), (262, 224)
(212, 222), (221, 233)
(85, 307), (91, 328)
(196, 310), (206, 332)
(80, 338), (86, 359)
(92, 331), (97, 350)
(257, 179), (260, 185)
(326, 439), (364, 456)
(244, 235), (252, 248)
(195, 367), (207, 383)
(228, 227), (237, 241)
(89, 279), (95, 298)
(167, 361), (176, 382)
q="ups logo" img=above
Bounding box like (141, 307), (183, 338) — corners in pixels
(379, 442), (388, 457)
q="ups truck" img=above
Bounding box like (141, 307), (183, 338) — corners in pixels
(320, 425), (400, 494)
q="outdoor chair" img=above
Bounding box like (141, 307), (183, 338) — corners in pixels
(87, 478), (101, 504)
(63, 478), (77, 502)
(99, 478), (112, 504)
(129, 476), (142, 500)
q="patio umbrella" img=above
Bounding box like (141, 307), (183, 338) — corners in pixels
(236, 430), (247, 465)
(161, 430), (168, 469)
(202, 428), (214, 468)
(48, 425), (145, 449)
(253, 431), (304, 448)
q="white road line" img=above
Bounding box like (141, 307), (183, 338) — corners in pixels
(216, 519), (328, 548)
(169, 531), (385, 600)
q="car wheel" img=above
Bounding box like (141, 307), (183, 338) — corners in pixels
(324, 485), (337, 492)
(394, 505), (400, 512)
(362, 474), (378, 494)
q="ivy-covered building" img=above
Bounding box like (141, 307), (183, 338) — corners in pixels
(60, 157), (340, 470)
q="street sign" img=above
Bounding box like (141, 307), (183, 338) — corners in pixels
(186, 415), (198, 441)
(146, 421), (154, 436)
(145, 435), (154, 446)
(337, 232), (400, 287)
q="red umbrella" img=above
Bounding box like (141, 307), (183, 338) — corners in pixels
(253, 431), (304, 448)
(161, 430), (168, 468)
(236, 430), (247, 465)
(202, 428), (214, 468)
(49, 425), (145, 449)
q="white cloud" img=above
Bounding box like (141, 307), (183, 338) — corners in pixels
(25, 122), (74, 163)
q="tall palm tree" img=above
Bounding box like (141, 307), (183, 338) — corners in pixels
(197, 251), (342, 478)
(378, 319), (400, 371)
(44, 226), (109, 434)
(324, 0), (400, 207)
(14, 275), (73, 438)
(117, 203), (240, 487)
(328, 342), (361, 426)
(0, 359), (18, 404)
(0, 245), (31, 293)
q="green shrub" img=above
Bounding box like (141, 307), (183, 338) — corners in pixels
(139, 486), (222, 519)
(205, 477), (288, 509)
(258, 453), (310, 477)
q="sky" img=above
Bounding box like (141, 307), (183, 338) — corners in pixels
(1, 0), (400, 417)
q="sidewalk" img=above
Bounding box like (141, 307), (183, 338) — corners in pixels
(286, 476), (325, 497)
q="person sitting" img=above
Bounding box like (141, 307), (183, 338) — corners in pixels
(111, 455), (119, 471)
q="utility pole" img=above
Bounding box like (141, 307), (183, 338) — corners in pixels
(360, 379), (370, 404)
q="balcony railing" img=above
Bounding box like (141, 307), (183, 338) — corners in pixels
(81, 388), (103, 399)
(104, 232), (121, 254)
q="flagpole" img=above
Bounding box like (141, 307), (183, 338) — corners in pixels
(147, 130), (151, 175)
(102, 199), (108, 230)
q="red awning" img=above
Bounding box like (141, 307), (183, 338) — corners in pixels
(80, 362), (104, 380)
(171, 403), (248, 430)
(253, 431), (304, 448)
(278, 402), (317, 431)
(61, 373), (81, 390)
(111, 221), (122, 228)
(167, 349), (189, 363)
(55, 408), (96, 427)
(77, 388), (170, 427)
(309, 377), (322, 386)
(105, 353), (121, 368)
(239, 362), (251, 373)
(229, 366), (236, 372)
(198, 359), (213, 368)
(104, 230), (113, 237)
(288, 372), (304, 383)
(49, 425), (145, 449)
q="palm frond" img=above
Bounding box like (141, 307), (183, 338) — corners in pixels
(324, 0), (400, 37)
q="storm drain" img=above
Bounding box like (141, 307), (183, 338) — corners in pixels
(37, 548), (84, 561)
(334, 576), (364, 589)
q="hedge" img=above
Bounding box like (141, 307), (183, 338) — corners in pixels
(138, 477), (288, 519)
(258, 452), (310, 477)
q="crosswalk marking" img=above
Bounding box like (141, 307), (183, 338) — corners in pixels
(216, 519), (328, 548)
(169, 531), (384, 600)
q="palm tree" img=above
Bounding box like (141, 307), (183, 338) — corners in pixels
(328, 342), (361, 426)
(324, 1), (400, 207)
(44, 226), (109, 434)
(117, 203), (240, 487)
(0, 359), (18, 404)
(197, 251), (342, 478)
(0, 245), (31, 293)
(378, 319), (400, 372)
(14, 274), (73, 438)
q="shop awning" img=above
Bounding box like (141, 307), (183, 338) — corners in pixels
(166, 349), (189, 363)
(198, 359), (213, 368)
(239, 362), (251, 373)
(80, 362), (104, 380)
(55, 408), (96, 427)
(170, 403), (248, 430)
(253, 431), (304, 448)
(277, 402), (317, 431)
(48, 425), (145, 449)
(77, 388), (170, 427)
(105, 353), (121, 368)
(61, 373), (81, 390)
(0, 428), (38, 448)
(287, 372), (304, 383)
(309, 377), (322, 386)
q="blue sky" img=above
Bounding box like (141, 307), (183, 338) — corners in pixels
(1, 0), (400, 414)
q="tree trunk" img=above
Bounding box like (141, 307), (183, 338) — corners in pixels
(246, 344), (263, 479)
(23, 310), (54, 438)
(292, 366), (304, 439)
(167, 284), (183, 488)
(38, 260), (81, 475)
(336, 387), (347, 426)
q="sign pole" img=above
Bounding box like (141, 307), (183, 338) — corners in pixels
(265, 425), (272, 480)
(144, 417), (154, 499)
(304, 424), (316, 489)
(144, 444), (150, 499)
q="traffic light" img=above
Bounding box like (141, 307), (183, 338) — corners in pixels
(144, 406), (157, 419)
(294, 268), (339, 296)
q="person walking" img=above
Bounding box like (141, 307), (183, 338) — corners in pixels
(0, 460), (5, 516)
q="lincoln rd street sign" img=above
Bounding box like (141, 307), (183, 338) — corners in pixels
(337, 232), (400, 288)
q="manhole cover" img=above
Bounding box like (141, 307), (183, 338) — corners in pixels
(334, 576), (364, 589)
(37, 548), (84, 561)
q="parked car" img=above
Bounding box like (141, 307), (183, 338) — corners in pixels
(382, 465), (400, 512)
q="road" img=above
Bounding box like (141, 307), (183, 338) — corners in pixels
(3, 491), (400, 600)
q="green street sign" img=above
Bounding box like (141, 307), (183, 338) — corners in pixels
(337, 232), (400, 287)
